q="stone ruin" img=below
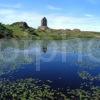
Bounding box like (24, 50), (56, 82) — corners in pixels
(39, 17), (48, 30)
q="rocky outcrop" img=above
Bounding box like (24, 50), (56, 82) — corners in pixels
(9, 22), (38, 37)
(65, 29), (71, 31)
(73, 29), (81, 32)
(11, 22), (29, 29)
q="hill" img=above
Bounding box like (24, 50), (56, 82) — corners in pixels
(5, 22), (38, 39)
(0, 23), (12, 39)
(0, 22), (100, 40)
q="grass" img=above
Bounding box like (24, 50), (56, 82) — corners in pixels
(0, 22), (100, 40)
(35, 29), (100, 40)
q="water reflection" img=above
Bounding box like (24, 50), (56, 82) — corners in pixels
(0, 39), (100, 89)
(41, 41), (48, 53)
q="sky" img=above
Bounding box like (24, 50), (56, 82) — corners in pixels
(0, 0), (100, 31)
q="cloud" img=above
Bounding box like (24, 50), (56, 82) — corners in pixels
(47, 15), (100, 32)
(0, 3), (22, 9)
(0, 9), (15, 15)
(0, 8), (100, 32)
(47, 5), (62, 11)
(0, 9), (43, 27)
(85, 14), (94, 17)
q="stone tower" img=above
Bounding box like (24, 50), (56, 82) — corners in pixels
(39, 17), (48, 30)
(41, 17), (47, 27)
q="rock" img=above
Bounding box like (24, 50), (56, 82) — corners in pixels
(11, 22), (29, 29)
(73, 29), (81, 32)
(65, 29), (71, 31)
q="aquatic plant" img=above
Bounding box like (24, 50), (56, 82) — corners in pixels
(0, 78), (99, 100)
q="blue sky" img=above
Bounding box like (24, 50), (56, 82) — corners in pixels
(0, 0), (100, 31)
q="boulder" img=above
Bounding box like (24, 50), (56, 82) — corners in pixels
(73, 29), (81, 32)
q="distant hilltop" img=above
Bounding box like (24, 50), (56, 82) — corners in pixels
(0, 17), (100, 39)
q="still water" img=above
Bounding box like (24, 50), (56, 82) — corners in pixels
(0, 39), (100, 90)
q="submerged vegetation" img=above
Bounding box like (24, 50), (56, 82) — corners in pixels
(79, 71), (100, 81)
(0, 78), (100, 100)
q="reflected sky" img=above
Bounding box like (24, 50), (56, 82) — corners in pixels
(0, 39), (100, 89)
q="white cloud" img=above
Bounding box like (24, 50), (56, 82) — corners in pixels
(0, 3), (22, 9)
(0, 9), (15, 15)
(47, 15), (100, 32)
(85, 14), (94, 17)
(47, 5), (62, 11)
(0, 9), (100, 32)
(0, 9), (43, 27)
